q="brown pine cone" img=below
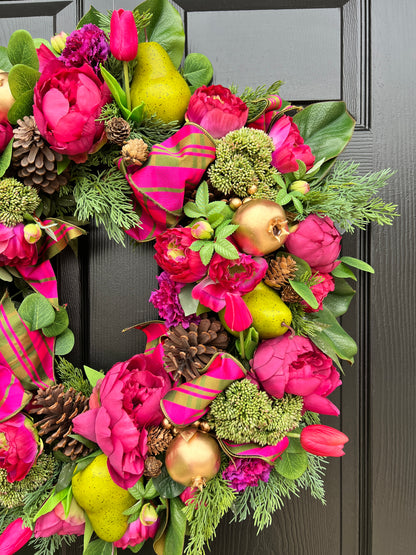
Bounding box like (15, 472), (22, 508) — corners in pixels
(147, 426), (173, 455)
(12, 116), (68, 194)
(121, 138), (148, 166)
(105, 117), (131, 145)
(143, 456), (163, 478)
(163, 315), (229, 382)
(29, 384), (91, 461)
(265, 255), (297, 289)
(280, 283), (303, 304)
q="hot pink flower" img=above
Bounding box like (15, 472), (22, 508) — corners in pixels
(180, 486), (198, 505)
(285, 214), (341, 273)
(269, 115), (315, 174)
(73, 346), (171, 488)
(251, 334), (341, 416)
(302, 272), (335, 313)
(0, 413), (40, 482)
(300, 424), (349, 457)
(34, 498), (85, 537)
(185, 85), (248, 139)
(36, 44), (57, 72)
(110, 9), (138, 62)
(0, 364), (29, 421)
(33, 59), (111, 163)
(0, 518), (32, 555)
(114, 502), (159, 549)
(0, 223), (38, 267)
(154, 227), (207, 283)
(0, 121), (12, 153)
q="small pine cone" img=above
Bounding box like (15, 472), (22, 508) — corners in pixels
(121, 138), (148, 166)
(12, 116), (67, 194)
(30, 384), (91, 461)
(143, 456), (163, 478)
(163, 315), (229, 382)
(147, 426), (173, 456)
(105, 117), (131, 145)
(280, 283), (303, 304)
(265, 255), (297, 289)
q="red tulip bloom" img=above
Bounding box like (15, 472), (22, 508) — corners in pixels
(300, 424), (349, 457)
(0, 518), (32, 555)
(110, 9), (138, 62)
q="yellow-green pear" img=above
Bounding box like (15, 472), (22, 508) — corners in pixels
(131, 42), (191, 123)
(72, 454), (135, 543)
(242, 281), (292, 340)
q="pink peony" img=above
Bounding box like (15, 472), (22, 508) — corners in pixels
(0, 413), (40, 482)
(73, 347), (171, 488)
(0, 518), (32, 554)
(114, 502), (159, 549)
(0, 364), (29, 421)
(34, 498), (85, 537)
(300, 424), (349, 457)
(302, 272), (335, 313)
(185, 85), (248, 139)
(154, 227), (207, 283)
(33, 59), (111, 163)
(222, 458), (273, 492)
(251, 334), (341, 416)
(269, 115), (315, 174)
(0, 121), (13, 153)
(285, 214), (341, 273)
(0, 223), (38, 267)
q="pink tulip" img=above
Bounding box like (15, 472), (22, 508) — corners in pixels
(34, 499), (85, 537)
(0, 518), (32, 554)
(110, 9), (138, 62)
(300, 424), (349, 457)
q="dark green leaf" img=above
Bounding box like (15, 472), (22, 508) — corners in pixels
(165, 497), (187, 555)
(279, 252), (311, 279)
(183, 53), (213, 91)
(68, 434), (97, 451)
(323, 278), (355, 318)
(153, 501), (169, 555)
(84, 539), (114, 555)
(0, 138), (13, 178)
(275, 438), (308, 479)
(289, 279), (318, 309)
(310, 306), (357, 364)
(100, 64), (127, 108)
(84, 365), (104, 388)
(178, 283), (199, 317)
(8, 30), (38, 69)
(7, 89), (34, 124)
(77, 6), (103, 28)
(42, 306), (69, 337)
(331, 262), (357, 281)
(73, 451), (103, 475)
(153, 466), (186, 498)
(214, 239), (239, 260)
(55, 328), (75, 356)
(340, 256), (374, 273)
(0, 47), (12, 71)
(57, 156), (70, 175)
(56, 462), (76, 492)
(18, 293), (55, 330)
(199, 242), (215, 265)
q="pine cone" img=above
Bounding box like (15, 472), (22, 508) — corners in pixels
(143, 456), (163, 478)
(265, 255), (297, 289)
(163, 315), (229, 382)
(147, 426), (173, 456)
(12, 116), (68, 194)
(30, 384), (91, 461)
(121, 138), (148, 166)
(280, 283), (303, 304)
(105, 117), (131, 145)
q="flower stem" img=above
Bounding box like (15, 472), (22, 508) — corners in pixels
(287, 432), (301, 438)
(239, 331), (245, 360)
(123, 61), (131, 112)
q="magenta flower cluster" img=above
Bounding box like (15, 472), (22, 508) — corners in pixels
(222, 458), (272, 492)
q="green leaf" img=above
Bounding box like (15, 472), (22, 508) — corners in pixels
(84, 365), (104, 388)
(83, 513), (94, 554)
(7, 89), (34, 124)
(0, 266), (13, 282)
(206, 201), (232, 218)
(128, 477), (146, 500)
(183, 202), (205, 219)
(34, 486), (71, 520)
(137, 0), (185, 68)
(275, 438), (308, 480)
(323, 278), (355, 318)
(340, 256), (375, 273)
(0, 138), (13, 178)
(128, 542), (145, 553)
(188, 239), (206, 252)
(144, 478), (159, 499)
(165, 497), (187, 555)
(153, 501), (169, 555)
(68, 434), (97, 451)
(42, 306), (69, 337)
(55, 462), (76, 492)
(279, 252), (311, 279)
(183, 53), (213, 91)
(153, 466), (186, 498)
(235, 326), (259, 360)
(0, 47), (12, 71)
(178, 283), (199, 317)
(292, 196), (304, 215)
(8, 30), (38, 69)
(196, 302), (210, 316)
(33, 38), (54, 51)
(289, 279), (319, 309)
(84, 539), (114, 555)
(57, 156), (70, 175)
(199, 242), (215, 265)
(293, 159), (307, 180)
(310, 306), (357, 364)
(195, 181), (209, 214)
(18, 293), (55, 330)
(77, 6), (103, 28)
(100, 64), (127, 108)
(54, 328), (75, 356)
(331, 262), (357, 281)
(73, 451), (103, 475)
(276, 192), (293, 206)
(215, 224), (239, 241)
(214, 239), (239, 260)
(207, 212), (224, 229)
(128, 102), (145, 124)
(124, 498), (144, 518)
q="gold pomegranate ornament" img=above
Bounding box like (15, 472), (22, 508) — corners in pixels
(231, 199), (290, 256)
(165, 430), (221, 490)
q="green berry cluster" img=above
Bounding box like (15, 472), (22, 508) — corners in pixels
(0, 177), (40, 227)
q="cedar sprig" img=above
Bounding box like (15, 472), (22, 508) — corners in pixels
(129, 115), (181, 147)
(55, 357), (93, 397)
(230, 81), (284, 122)
(290, 304), (329, 337)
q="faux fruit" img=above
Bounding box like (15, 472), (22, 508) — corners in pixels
(165, 431), (221, 490)
(232, 199), (290, 256)
(242, 281), (292, 340)
(130, 42), (191, 123)
(0, 73), (15, 122)
(72, 454), (135, 543)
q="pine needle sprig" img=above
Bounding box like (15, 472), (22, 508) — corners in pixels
(98, 102), (123, 123)
(290, 304), (328, 337)
(230, 81), (284, 122)
(130, 115), (181, 147)
(28, 534), (78, 555)
(56, 357), (93, 397)
(297, 454), (328, 503)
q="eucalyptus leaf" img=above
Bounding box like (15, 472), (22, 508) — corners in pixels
(274, 438), (308, 480)
(331, 261), (357, 281)
(7, 89), (34, 124)
(178, 283), (199, 317)
(8, 29), (38, 69)
(55, 328), (75, 356)
(289, 279), (318, 309)
(0, 46), (12, 71)
(183, 53), (213, 91)
(42, 307), (69, 337)
(18, 293), (55, 330)
(153, 466), (186, 498)
(165, 497), (187, 555)
(340, 255), (375, 273)
(323, 278), (355, 318)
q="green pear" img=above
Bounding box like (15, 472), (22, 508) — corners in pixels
(131, 42), (191, 123)
(242, 281), (292, 340)
(72, 454), (135, 543)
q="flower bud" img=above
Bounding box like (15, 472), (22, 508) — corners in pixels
(140, 503), (158, 526)
(51, 31), (68, 54)
(289, 180), (310, 195)
(300, 424), (349, 457)
(190, 220), (214, 240)
(23, 223), (42, 244)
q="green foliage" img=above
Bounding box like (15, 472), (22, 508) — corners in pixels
(56, 357), (93, 397)
(0, 177), (40, 226)
(153, 465), (186, 499)
(290, 304), (329, 337)
(297, 453), (328, 503)
(165, 497), (187, 555)
(28, 535), (78, 555)
(54, 328), (75, 356)
(274, 437), (308, 480)
(0, 139), (14, 178)
(18, 293), (55, 331)
(182, 53), (213, 92)
(231, 81), (284, 122)
(129, 114), (181, 147)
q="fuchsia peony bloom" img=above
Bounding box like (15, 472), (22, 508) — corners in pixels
(185, 85), (248, 139)
(0, 365), (29, 421)
(34, 498), (85, 537)
(110, 9), (138, 62)
(33, 59), (111, 163)
(154, 227), (208, 283)
(0, 223), (38, 267)
(302, 272), (335, 313)
(0, 121), (12, 153)
(252, 334), (341, 416)
(60, 24), (110, 72)
(0, 518), (32, 555)
(300, 424), (349, 457)
(0, 413), (40, 482)
(269, 115), (315, 174)
(73, 347), (171, 488)
(285, 214), (342, 273)
(222, 458), (273, 492)
(114, 503), (159, 549)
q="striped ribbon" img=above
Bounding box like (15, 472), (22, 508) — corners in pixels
(219, 437), (289, 464)
(123, 320), (167, 356)
(161, 353), (246, 426)
(37, 219), (85, 262)
(123, 123), (216, 242)
(0, 292), (55, 391)
(0, 364), (32, 422)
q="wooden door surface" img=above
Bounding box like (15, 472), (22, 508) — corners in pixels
(1, 0), (414, 553)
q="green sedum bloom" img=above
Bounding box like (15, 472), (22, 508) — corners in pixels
(0, 178), (40, 227)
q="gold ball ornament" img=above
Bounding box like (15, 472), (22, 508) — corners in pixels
(231, 199), (290, 256)
(165, 431), (221, 490)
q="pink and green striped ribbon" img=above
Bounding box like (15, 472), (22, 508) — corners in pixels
(0, 292), (55, 391)
(37, 218), (85, 262)
(219, 437), (289, 464)
(123, 123), (216, 242)
(161, 353), (246, 426)
(0, 363), (32, 422)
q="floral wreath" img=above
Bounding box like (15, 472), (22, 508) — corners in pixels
(0, 2), (398, 555)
